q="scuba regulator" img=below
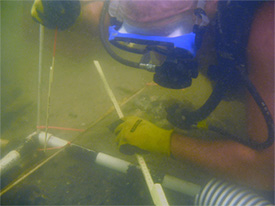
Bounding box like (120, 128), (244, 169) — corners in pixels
(99, 0), (274, 150)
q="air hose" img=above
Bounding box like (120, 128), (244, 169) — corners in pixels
(238, 70), (274, 150)
(168, 68), (274, 150)
(201, 67), (274, 150)
(195, 178), (272, 206)
(166, 80), (226, 129)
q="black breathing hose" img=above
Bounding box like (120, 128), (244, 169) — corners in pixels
(183, 81), (226, 125)
(182, 71), (274, 150)
(239, 71), (274, 150)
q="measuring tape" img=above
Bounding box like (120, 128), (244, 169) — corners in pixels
(136, 154), (169, 206)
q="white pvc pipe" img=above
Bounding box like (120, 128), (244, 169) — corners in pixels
(95, 153), (131, 174)
(1, 132), (203, 199)
(0, 150), (21, 175)
(38, 132), (68, 148)
(162, 175), (201, 197)
(37, 132), (131, 174)
(36, 132), (199, 198)
(0, 132), (37, 175)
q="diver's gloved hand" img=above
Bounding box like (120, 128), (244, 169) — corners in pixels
(115, 116), (173, 156)
(31, 0), (81, 30)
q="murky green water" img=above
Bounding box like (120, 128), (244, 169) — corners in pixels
(1, 1), (250, 205)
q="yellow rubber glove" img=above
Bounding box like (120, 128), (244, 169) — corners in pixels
(31, 0), (44, 23)
(115, 116), (173, 156)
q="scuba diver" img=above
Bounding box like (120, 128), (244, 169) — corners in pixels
(31, 0), (274, 195)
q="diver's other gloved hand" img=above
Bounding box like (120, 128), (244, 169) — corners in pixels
(115, 116), (173, 156)
(166, 103), (196, 130)
(31, 0), (81, 30)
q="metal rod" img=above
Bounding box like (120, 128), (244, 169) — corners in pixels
(44, 27), (58, 151)
(36, 25), (44, 133)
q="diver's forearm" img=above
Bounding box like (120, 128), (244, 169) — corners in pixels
(170, 133), (274, 190)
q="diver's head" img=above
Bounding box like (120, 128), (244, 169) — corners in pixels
(100, 0), (207, 89)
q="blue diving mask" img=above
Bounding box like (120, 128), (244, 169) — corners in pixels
(108, 25), (199, 89)
(99, 0), (203, 89)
